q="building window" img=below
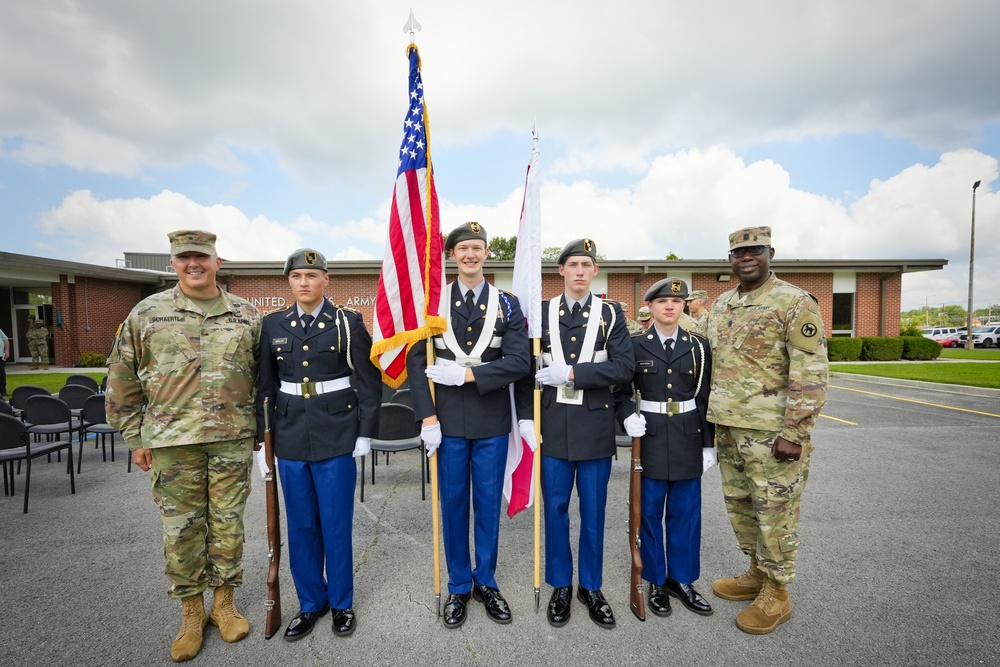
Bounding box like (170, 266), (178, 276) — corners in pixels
(832, 292), (854, 337)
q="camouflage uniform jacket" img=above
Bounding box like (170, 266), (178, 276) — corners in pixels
(26, 323), (48, 344)
(706, 273), (827, 445)
(678, 312), (706, 337)
(106, 285), (262, 450)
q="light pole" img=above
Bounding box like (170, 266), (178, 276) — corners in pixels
(966, 180), (981, 349)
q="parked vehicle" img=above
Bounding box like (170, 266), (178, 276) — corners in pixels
(920, 326), (960, 340)
(936, 336), (961, 348)
(958, 324), (1000, 348)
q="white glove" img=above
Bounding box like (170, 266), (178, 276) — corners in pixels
(536, 363), (572, 386)
(624, 413), (647, 438)
(702, 447), (718, 473)
(518, 419), (538, 452)
(421, 423), (442, 458)
(254, 447), (271, 479)
(425, 364), (467, 387)
(353, 437), (371, 458)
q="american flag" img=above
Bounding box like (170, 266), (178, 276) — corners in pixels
(370, 44), (446, 387)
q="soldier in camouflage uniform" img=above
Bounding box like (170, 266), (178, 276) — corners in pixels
(106, 230), (262, 662)
(623, 302), (645, 336)
(26, 315), (49, 369)
(637, 306), (652, 331)
(705, 226), (827, 635)
(680, 290), (709, 336)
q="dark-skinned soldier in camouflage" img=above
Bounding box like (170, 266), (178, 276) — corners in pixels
(705, 226), (828, 635)
(106, 230), (262, 662)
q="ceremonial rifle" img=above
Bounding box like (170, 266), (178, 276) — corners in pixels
(262, 397), (283, 639)
(628, 390), (646, 621)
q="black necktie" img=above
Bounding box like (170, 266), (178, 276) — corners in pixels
(664, 337), (674, 359)
(572, 302), (581, 317)
(465, 290), (476, 315)
(301, 313), (314, 333)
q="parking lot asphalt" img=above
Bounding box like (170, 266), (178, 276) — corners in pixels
(2, 374), (998, 666)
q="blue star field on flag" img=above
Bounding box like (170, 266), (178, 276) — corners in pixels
(398, 46), (428, 176)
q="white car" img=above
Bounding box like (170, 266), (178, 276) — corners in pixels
(959, 324), (1000, 348)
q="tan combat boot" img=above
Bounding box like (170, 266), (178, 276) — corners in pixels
(735, 578), (792, 634)
(209, 585), (250, 642)
(30, 364), (38, 370)
(42, 364), (49, 370)
(712, 557), (765, 600)
(171, 592), (207, 662)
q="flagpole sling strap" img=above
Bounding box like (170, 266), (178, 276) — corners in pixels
(544, 296), (603, 405)
(434, 282), (502, 367)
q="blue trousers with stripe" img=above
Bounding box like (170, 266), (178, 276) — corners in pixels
(640, 476), (702, 586)
(277, 454), (356, 612)
(541, 455), (613, 590)
(437, 433), (508, 594)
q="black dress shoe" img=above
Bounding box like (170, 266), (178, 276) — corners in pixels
(443, 592), (471, 628)
(472, 585), (512, 624)
(547, 586), (572, 627)
(576, 586), (616, 629)
(665, 579), (713, 616)
(331, 608), (356, 636)
(284, 608), (329, 641)
(649, 584), (672, 617)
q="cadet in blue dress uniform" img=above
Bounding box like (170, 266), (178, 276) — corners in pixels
(532, 238), (635, 629)
(615, 277), (716, 618)
(407, 222), (532, 629)
(255, 248), (381, 640)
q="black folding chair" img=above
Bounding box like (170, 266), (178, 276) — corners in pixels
(23, 395), (85, 474)
(0, 413), (75, 513)
(360, 403), (426, 502)
(65, 374), (100, 393)
(81, 394), (120, 465)
(9, 385), (51, 419)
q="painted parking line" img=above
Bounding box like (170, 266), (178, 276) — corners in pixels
(830, 384), (1000, 419)
(819, 413), (857, 425)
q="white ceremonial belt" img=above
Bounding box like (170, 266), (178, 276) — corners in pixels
(640, 398), (697, 415)
(280, 377), (351, 396)
(434, 356), (483, 369)
(541, 350), (608, 365)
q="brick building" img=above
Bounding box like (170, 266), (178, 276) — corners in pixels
(1, 250), (945, 367)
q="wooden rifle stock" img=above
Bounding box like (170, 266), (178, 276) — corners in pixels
(262, 397), (283, 639)
(628, 391), (646, 621)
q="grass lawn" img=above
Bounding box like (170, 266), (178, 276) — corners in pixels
(939, 348), (1000, 361)
(6, 371), (105, 396)
(830, 362), (1000, 389)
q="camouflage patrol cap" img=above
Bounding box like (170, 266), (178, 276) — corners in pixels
(283, 248), (328, 275)
(445, 221), (488, 252)
(644, 277), (689, 301)
(685, 289), (708, 302)
(729, 226), (771, 250)
(168, 230), (217, 256)
(557, 238), (598, 265)
(637, 306), (652, 320)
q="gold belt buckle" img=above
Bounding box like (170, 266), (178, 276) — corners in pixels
(666, 400), (680, 416)
(300, 381), (317, 398)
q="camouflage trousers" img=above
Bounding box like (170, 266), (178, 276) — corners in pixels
(28, 341), (47, 365)
(149, 437), (253, 599)
(715, 425), (812, 585)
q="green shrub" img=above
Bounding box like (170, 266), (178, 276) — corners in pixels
(860, 336), (904, 361)
(901, 336), (942, 361)
(899, 324), (923, 337)
(828, 337), (863, 361)
(78, 351), (107, 367)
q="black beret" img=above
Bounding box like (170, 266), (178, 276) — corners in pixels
(644, 277), (689, 301)
(445, 221), (488, 252)
(283, 248), (328, 275)
(557, 238), (598, 265)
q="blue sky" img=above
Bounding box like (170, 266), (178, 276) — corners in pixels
(2, 1), (1000, 314)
